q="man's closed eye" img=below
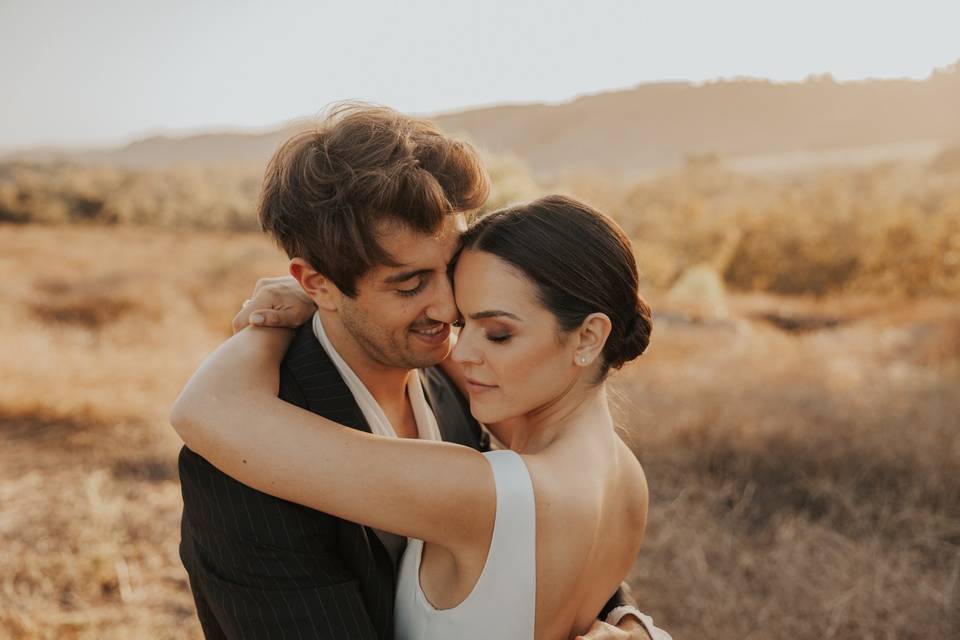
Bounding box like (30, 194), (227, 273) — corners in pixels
(397, 280), (426, 297)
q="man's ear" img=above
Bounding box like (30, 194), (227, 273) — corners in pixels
(290, 258), (341, 312)
(574, 312), (612, 367)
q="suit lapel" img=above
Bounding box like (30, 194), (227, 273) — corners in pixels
(285, 324), (372, 433)
(284, 324), (399, 582)
(287, 330), (484, 584)
(419, 367), (488, 450)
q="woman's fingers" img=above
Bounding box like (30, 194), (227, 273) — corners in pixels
(232, 296), (272, 333)
(248, 308), (282, 327)
(232, 277), (316, 333)
(232, 305), (254, 333)
(577, 619), (647, 639)
(251, 275), (297, 298)
(248, 305), (312, 329)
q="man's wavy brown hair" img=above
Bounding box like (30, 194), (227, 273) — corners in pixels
(258, 103), (489, 296)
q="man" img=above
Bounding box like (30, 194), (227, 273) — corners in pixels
(178, 103), (663, 639)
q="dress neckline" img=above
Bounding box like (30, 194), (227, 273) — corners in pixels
(413, 450), (529, 614)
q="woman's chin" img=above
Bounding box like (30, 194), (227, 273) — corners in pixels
(470, 401), (525, 430)
(468, 401), (502, 426)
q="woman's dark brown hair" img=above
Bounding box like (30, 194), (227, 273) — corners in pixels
(456, 195), (652, 379)
(259, 102), (489, 296)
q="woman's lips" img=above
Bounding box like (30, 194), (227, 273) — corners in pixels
(465, 378), (498, 395)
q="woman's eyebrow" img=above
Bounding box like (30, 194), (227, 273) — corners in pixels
(383, 268), (431, 284)
(469, 310), (523, 322)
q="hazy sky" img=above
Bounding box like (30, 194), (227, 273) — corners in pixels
(2, 0), (958, 150)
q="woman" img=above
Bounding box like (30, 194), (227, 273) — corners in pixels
(171, 195), (654, 639)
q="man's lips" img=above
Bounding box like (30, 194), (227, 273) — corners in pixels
(409, 323), (451, 346)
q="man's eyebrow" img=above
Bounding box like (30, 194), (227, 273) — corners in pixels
(469, 310), (523, 322)
(382, 268), (432, 284)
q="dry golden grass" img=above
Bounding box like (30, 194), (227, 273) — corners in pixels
(3, 147), (960, 299)
(0, 226), (288, 639)
(1, 222), (957, 639)
(618, 296), (960, 638)
(554, 153), (960, 298)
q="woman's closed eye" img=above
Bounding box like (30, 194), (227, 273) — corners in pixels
(453, 316), (512, 341)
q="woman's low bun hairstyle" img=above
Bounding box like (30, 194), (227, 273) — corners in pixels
(456, 194), (652, 380)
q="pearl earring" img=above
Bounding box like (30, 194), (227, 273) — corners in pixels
(579, 356), (587, 364)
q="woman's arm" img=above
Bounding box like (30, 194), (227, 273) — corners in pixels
(230, 278), (516, 448)
(170, 326), (495, 549)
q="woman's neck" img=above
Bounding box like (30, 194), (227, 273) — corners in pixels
(509, 381), (612, 455)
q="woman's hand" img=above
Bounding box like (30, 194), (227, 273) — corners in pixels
(232, 275), (317, 333)
(578, 617), (653, 640)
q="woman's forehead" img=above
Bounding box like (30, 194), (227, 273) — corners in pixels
(454, 250), (539, 312)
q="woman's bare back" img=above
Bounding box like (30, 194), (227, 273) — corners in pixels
(527, 434), (649, 639)
(410, 432), (647, 640)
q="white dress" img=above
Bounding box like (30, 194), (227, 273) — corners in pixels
(394, 449), (537, 640)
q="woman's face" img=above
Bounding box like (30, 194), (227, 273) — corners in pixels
(450, 249), (579, 424)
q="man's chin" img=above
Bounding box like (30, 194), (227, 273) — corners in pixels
(400, 340), (451, 369)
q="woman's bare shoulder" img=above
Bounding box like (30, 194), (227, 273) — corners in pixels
(617, 442), (649, 530)
(522, 451), (604, 535)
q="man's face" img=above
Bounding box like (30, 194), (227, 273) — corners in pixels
(338, 216), (463, 370)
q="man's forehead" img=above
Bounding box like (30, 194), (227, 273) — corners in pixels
(375, 213), (465, 238)
(377, 216), (461, 251)
(370, 215), (463, 279)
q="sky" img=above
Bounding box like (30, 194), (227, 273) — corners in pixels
(1, 0), (958, 151)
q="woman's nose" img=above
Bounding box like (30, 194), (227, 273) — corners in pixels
(451, 327), (482, 365)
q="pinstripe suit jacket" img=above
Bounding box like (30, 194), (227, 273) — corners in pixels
(179, 322), (487, 640)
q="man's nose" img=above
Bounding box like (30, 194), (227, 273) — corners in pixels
(425, 275), (458, 325)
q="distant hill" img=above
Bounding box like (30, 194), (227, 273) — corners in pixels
(6, 62), (959, 175)
(437, 65), (960, 174)
(6, 128), (302, 171)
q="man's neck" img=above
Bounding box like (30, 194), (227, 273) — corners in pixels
(319, 312), (417, 435)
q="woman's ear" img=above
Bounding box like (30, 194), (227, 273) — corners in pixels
(574, 312), (612, 367)
(290, 258), (341, 312)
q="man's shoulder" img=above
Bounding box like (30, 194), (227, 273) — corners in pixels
(280, 321), (331, 372)
(276, 322), (348, 413)
(419, 365), (459, 399)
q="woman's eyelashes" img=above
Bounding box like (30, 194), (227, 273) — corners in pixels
(454, 317), (512, 342)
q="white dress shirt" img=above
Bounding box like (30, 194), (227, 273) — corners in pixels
(312, 312), (442, 566)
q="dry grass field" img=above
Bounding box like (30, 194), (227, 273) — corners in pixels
(1, 153), (959, 638)
(1, 221), (957, 639)
(4, 147), (960, 299)
(0, 226), (289, 639)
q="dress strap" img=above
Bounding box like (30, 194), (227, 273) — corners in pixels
(478, 450), (536, 605)
(394, 449), (538, 639)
